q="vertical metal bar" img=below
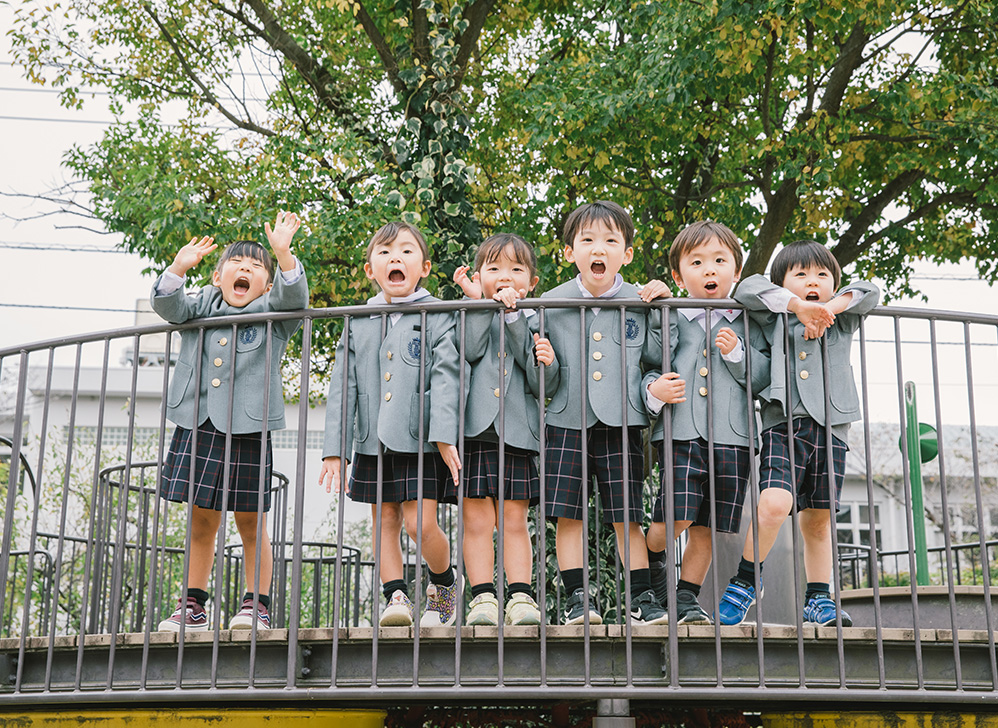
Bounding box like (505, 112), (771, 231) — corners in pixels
(962, 321), (998, 688)
(660, 305), (679, 688)
(105, 333), (145, 688)
(928, 319), (963, 690)
(412, 309), (428, 686)
(818, 335), (847, 688)
(578, 304), (592, 685)
(497, 307), (506, 684)
(74, 338), (111, 690)
(330, 316), (349, 686)
(740, 309), (764, 687)
(892, 315), (924, 688)
(454, 309), (466, 687)
(703, 307), (723, 687)
(617, 305), (632, 685)
(537, 306), (548, 686)
(15, 349), (53, 690)
(370, 313), (387, 686)
(781, 314), (805, 686)
(856, 318), (886, 689)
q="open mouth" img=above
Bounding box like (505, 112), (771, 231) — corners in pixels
(233, 276), (251, 294)
(591, 261), (606, 277)
(704, 281), (718, 293)
(388, 267), (406, 284)
(805, 292), (820, 301)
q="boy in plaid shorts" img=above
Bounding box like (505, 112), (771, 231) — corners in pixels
(152, 211), (308, 632)
(717, 240), (879, 627)
(320, 222), (462, 629)
(644, 221), (769, 624)
(453, 233), (557, 627)
(539, 200), (671, 626)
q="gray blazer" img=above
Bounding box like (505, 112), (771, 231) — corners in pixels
(151, 269), (308, 434)
(644, 310), (769, 448)
(322, 300), (460, 459)
(539, 279), (662, 429)
(462, 309), (559, 452)
(734, 274), (880, 436)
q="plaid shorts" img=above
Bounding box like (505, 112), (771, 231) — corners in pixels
(160, 421), (273, 513)
(349, 450), (457, 504)
(760, 418), (848, 511)
(543, 423), (644, 525)
(463, 439), (539, 504)
(652, 438), (750, 533)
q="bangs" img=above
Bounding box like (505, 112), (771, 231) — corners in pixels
(474, 233), (537, 277)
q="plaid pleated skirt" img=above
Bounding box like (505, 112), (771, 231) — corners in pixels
(160, 420), (273, 512)
(348, 450), (457, 504)
(463, 439), (539, 504)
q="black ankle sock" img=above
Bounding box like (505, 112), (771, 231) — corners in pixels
(677, 580), (701, 597)
(507, 582), (533, 600)
(647, 547), (665, 563)
(429, 565), (455, 587)
(736, 557), (761, 585)
(630, 568), (651, 598)
(242, 592), (271, 609)
(561, 568), (584, 594)
(383, 579), (408, 602)
(187, 588), (209, 606)
(471, 582), (497, 599)
(805, 582), (830, 601)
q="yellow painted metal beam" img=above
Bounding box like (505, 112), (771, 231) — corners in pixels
(0, 709), (385, 727)
(762, 713), (998, 728)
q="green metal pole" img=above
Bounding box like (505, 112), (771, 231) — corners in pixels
(904, 381), (930, 586)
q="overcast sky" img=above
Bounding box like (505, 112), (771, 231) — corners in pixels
(2, 6), (996, 429)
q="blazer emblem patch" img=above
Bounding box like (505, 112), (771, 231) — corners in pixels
(407, 336), (421, 359)
(239, 326), (258, 345)
(625, 317), (640, 340)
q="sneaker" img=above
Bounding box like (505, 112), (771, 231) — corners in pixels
(563, 588), (602, 626)
(504, 592), (542, 626)
(649, 558), (669, 608)
(419, 577), (460, 627)
(379, 589), (414, 627)
(228, 599), (271, 630)
(630, 589), (669, 625)
(803, 594), (853, 627)
(717, 579), (757, 626)
(675, 589), (712, 625)
(467, 593), (499, 626)
(157, 597), (209, 632)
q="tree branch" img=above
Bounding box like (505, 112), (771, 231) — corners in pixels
(354, 2), (406, 96)
(453, 0), (500, 93)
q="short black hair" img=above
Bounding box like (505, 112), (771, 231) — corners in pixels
(669, 220), (743, 274)
(216, 241), (276, 284)
(563, 201), (635, 249)
(365, 221), (430, 263)
(473, 233), (537, 279)
(770, 240), (841, 289)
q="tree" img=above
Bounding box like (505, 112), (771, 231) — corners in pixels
(8, 0), (998, 327)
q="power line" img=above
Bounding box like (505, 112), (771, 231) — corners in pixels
(0, 303), (138, 313)
(0, 114), (110, 125)
(0, 241), (130, 254)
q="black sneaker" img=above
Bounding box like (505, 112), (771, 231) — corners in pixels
(563, 588), (602, 626)
(630, 589), (669, 625)
(675, 589), (712, 625)
(649, 558), (669, 608)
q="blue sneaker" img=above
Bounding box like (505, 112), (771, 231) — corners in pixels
(803, 594), (852, 627)
(717, 579), (757, 626)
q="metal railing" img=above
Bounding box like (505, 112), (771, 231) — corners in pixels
(1, 297), (997, 707)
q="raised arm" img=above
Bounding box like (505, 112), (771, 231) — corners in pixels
(151, 236), (217, 323)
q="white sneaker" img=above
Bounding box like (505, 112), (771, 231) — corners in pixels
(505, 592), (542, 626)
(379, 589), (414, 627)
(419, 575), (462, 627)
(466, 593), (499, 626)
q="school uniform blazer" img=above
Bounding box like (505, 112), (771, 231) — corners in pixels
(462, 309), (559, 452)
(643, 311), (769, 448)
(150, 269), (309, 435)
(539, 280), (661, 430)
(322, 300), (460, 459)
(734, 274), (880, 433)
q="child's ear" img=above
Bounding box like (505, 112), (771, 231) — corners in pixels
(265, 282), (274, 294)
(212, 269), (222, 287)
(420, 258), (432, 278)
(622, 246), (634, 265)
(363, 262), (376, 282)
(528, 274), (539, 292)
(563, 245), (575, 264)
(671, 268), (684, 290)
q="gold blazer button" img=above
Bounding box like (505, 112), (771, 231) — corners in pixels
(385, 392), (392, 401)
(494, 388), (501, 397)
(798, 351), (807, 360)
(214, 358), (223, 367)
(699, 367), (708, 377)
(387, 351), (393, 360)
(800, 370), (809, 380)
(593, 351), (602, 361)
(211, 378), (221, 388)
(592, 332), (602, 341)
(699, 386), (708, 396)
(592, 371), (602, 381)
(219, 337), (227, 346)
(384, 372), (391, 381)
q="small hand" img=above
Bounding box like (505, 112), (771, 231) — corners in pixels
(715, 327), (737, 356)
(788, 299), (834, 339)
(533, 333), (555, 366)
(318, 456), (345, 494)
(435, 442), (462, 486)
(265, 211), (300, 271)
(640, 279), (673, 302)
(649, 372), (686, 404)
(168, 236), (216, 277)
(453, 266), (483, 299)
(493, 286), (525, 310)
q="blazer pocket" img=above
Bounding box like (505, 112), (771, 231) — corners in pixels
(235, 323), (266, 353)
(400, 330), (428, 367)
(409, 392), (431, 442)
(611, 313), (645, 347)
(546, 366), (570, 414)
(523, 382), (540, 438)
(830, 367), (861, 417)
(355, 393), (370, 443)
(167, 360), (193, 408)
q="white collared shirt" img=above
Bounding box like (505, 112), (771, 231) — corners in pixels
(368, 287), (433, 326)
(575, 273), (624, 315)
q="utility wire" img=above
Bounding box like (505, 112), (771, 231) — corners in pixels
(0, 303), (139, 313)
